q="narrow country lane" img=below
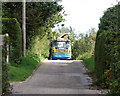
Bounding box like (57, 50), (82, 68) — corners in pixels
(11, 60), (101, 94)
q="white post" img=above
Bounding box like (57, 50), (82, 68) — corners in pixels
(5, 34), (9, 64)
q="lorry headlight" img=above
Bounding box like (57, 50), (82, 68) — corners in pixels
(52, 47), (56, 52)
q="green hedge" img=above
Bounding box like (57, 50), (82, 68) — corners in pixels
(95, 4), (120, 95)
(2, 18), (22, 63)
(95, 33), (106, 80)
(95, 4), (119, 81)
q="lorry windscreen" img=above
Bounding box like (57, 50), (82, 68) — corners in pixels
(53, 41), (70, 48)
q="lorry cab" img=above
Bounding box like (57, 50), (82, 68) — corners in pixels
(51, 34), (71, 60)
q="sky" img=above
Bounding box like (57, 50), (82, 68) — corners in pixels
(54, 0), (119, 34)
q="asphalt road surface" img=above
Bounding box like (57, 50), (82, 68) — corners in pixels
(12, 60), (101, 94)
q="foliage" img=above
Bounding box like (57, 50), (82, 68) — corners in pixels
(2, 1), (65, 60)
(26, 2), (64, 47)
(76, 52), (92, 60)
(95, 4), (120, 95)
(26, 50), (41, 63)
(2, 35), (11, 93)
(2, 2), (64, 48)
(2, 2), (22, 27)
(31, 34), (50, 59)
(72, 28), (97, 60)
(9, 57), (39, 81)
(2, 18), (22, 63)
(83, 56), (95, 72)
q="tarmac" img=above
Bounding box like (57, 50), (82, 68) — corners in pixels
(11, 60), (102, 94)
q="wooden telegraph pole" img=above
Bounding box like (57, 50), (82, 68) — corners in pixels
(22, 0), (26, 57)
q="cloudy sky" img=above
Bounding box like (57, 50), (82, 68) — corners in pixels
(56, 0), (119, 34)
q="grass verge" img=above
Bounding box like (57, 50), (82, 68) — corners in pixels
(83, 56), (95, 72)
(83, 56), (105, 89)
(8, 57), (39, 81)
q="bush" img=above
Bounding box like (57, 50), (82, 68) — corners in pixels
(2, 18), (22, 63)
(31, 35), (50, 59)
(26, 50), (41, 62)
(76, 52), (92, 60)
(72, 28), (96, 60)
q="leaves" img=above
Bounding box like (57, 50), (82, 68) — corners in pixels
(2, 2), (64, 48)
(95, 3), (120, 95)
(72, 28), (97, 60)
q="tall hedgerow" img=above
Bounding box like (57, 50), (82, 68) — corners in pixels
(2, 18), (22, 63)
(95, 4), (120, 95)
